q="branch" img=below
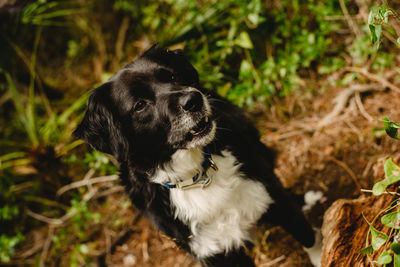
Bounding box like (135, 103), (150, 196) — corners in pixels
(317, 83), (385, 128)
(39, 226), (54, 267)
(57, 174), (119, 196)
(354, 91), (374, 122)
(361, 188), (400, 196)
(339, 0), (362, 38)
(345, 67), (400, 93)
(113, 16), (130, 70)
(28, 187), (100, 225)
(263, 255), (286, 267)
(26, 209), (67, 225)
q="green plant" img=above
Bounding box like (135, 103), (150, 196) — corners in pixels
(0, 233), (24, 262)
(0, 3), (89, 263)
(368, 5), (400, 49)
(360, 118), (400, 265)
(49, 194), (103, 266)
(83, 151), (117, 176)
(119, 0), (341, 106)
(3, 69), (88, 150)
(210, 0), (342, 106)
(383, 117), (400, 141)
(21, 0), (80, 26)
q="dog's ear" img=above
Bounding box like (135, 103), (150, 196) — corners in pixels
(74, 82), (127, 160)
(142, 43), (161, 56)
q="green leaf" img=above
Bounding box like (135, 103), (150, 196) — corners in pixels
(57, 93), (89, 125)
(238, 60), (252, 79)
(373, 158), (400, 195)
(235, 32), (254, 49)
(363, 214), (389, 250)
(375, 24), (382, 49)
(369, 24), (377, 44)
(394, 253), (400, 267)
(384, 158), (400, 184)
(391, 243), (400, 254)
(383, 8), (392, 24)
(382, 212), (400, 229)
(371, 229), (389, 251)
(373, 180), (389, 196)
(377, 250), (392, 265)
(397, 37), (400, 45)
(368, 9), (375, 24)
(359, 245), (373, 255)
(248, 13), (260, 25)
(383, 117), (400, 140)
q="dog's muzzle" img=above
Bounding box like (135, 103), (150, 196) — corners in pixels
(179, 90), (204, 113)
(169, 88), (216, 149)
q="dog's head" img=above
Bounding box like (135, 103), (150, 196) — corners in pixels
(74, 45), (216, 168)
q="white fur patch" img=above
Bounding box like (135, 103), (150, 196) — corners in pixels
(304, 228), (322, 267)
(152, 149), (273, 258)
(302, 191), (323, 212)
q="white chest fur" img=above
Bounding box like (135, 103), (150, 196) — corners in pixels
(152, 148), (274, 257)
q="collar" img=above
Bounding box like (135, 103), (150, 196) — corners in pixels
(161, 146), (218, 190)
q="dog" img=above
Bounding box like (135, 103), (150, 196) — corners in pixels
(74, 45), (315, 266)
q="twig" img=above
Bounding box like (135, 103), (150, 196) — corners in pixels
(82, 161), (101, 192)
(28, 187), (100, 225)
(39, 225), (54, 267)
(19, 231), (44, 258)
(265, 129), (308, 142)
(57, 174), (119, 196)
(323, 14), (364, 21)
(105, 228), (111, 261)
(328, 156), (362, 191)
(24, 195), (69, 210)
(142, 241), (150, 262)
(355, 91), (374, 122)
(261, 255), (286, 267)
(92, 185), (125, 199)
(83, 168), (95, 184)
(26, 209), (67, 225)
(113, 16), (130, 70)
(339, 0), (362, 38)
(345, 67), (400, 93)
(383, 30), (400, 47)
(361, 189), (400, 196)
(317, 84), (385, 128)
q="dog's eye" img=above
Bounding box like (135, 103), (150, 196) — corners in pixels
(134, 100), (147, 112)
(170, 73), (179, 82)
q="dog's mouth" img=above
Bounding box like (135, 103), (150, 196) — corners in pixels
(187, 116), (212, 139)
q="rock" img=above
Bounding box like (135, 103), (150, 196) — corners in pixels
(321, 193), (394, 266)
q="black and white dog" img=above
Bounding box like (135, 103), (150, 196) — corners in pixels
(74, 45), (315, 266)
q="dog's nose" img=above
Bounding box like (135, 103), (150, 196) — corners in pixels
(179, 91), (203, 112)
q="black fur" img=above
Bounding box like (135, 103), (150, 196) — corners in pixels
(74, 45), (315, 266)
